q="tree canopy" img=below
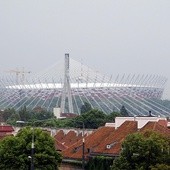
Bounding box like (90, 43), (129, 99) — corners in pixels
(120, 105), (129, 117)
(0, 127), (62, 170)
(111, 131), (170, 170)
(4, 105), (123, 129)
(80, 102), (92, 114)
(5, 106), (54, 125)
(70, 109), (107, 129)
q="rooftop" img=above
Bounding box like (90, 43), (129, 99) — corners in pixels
(0, 125), (14, 133)
(62, 117), (170, 160)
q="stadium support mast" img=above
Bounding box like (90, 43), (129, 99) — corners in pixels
(60, 54), (74, 113)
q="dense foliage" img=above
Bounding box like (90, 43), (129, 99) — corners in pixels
(86, 156), (113, 170)
(80, 102), (92, 114)
(1, 99), (170, 126)
(1, 105), (121, 129)
(72, 109), (108, 129)
(28, 110), (120, 129)
(111, 131), (170, 170)
(0, 106), (54, 125)
(0, 127), (62, 170)
(120, 105), (129, 117)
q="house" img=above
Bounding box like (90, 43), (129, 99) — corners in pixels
(61, 116), (170, 161)
(0, 124), (15, 140)
(0, 125), (15, 135)
(62, 126), (115, 160)
(54, 129), (93, 152)
(53, 107), (78, 119)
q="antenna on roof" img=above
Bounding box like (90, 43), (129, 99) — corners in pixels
(149, 110), (152, 117)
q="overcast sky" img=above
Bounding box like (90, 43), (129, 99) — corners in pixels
(0, 1), (170, 98)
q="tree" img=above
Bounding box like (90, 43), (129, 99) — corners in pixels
(32, 107), (54, 120)
(0, 127), (62, 170)
(73, 109), (107, 129)
(18, 106), (31, 121)
(86, 156), (113, 170)
(151, 164), (170, 170)
(120, 105), (129, 117)
(0, 108), (16, 122)
(6, 112), (20, 125)
(111, 131), (170, 170)
(80, 102), (92, 114)
(106, 112), (121, 122)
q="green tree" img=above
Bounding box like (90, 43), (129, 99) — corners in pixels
(86, 156), (113, 170)
(18, 106), (31, 121)
(0, 127), (62, 170)
(151, 164), (170, 170)
(73, 109), (107, 129)
(106, 112), (121, 122)
(32, 107), (54, 121)
(111, 131), (170, 170)
(80, 102), (92, 114)
(6, 112), (20, 125)
(33, 110), (54, 121)
(120, 105), (129, 117)
(0, 108), (16, 122)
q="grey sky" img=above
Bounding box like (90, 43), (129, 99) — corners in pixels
(0, 1), (170, 98)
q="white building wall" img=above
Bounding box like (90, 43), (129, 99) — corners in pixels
(115, 117), (134, 129)
(115, 117), (167, 129)
(53, 107), (63, 119)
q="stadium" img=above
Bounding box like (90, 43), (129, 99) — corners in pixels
(0, 54), (169, 117)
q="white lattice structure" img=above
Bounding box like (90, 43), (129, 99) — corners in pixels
(0, 54), (169, 117)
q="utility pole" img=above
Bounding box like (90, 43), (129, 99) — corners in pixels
(31, 126), (34, 170)
(82, 122), (85, 170)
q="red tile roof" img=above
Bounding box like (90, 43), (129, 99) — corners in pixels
(54, 129), (87, 151)
(0, 125), (14, 132)
(55, 130), (65, 141)
(60, 131), (78, 147)
(62, 120), (169, 160)
(93, 121), (137, 156)
(62, 118), (170, 159)
(62, 126), (115, 159)
(55, 139), (68, 151)
(60, 113), (78, 118)
(158, 119), (168, 127)
(140, 121), (170, 137)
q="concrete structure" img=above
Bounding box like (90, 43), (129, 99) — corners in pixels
(114, 116), (167, 129)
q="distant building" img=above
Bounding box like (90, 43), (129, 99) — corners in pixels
(54, 107), (77, 119)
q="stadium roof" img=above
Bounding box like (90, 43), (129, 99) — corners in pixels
(0, 54), (169, 117)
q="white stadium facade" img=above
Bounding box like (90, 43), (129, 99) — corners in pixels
(0, 54), (170, 117)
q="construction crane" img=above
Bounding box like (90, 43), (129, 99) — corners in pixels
(6, 68), (31, 84)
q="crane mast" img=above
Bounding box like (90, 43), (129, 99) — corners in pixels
(7, 68), (31, 84)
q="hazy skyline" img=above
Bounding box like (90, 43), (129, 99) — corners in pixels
(0, 1), (170, 98)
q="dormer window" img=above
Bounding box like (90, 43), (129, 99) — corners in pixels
(106, 141), (118, 149)
(73, 145), (82, 153)
(106, 145), (111, 149)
